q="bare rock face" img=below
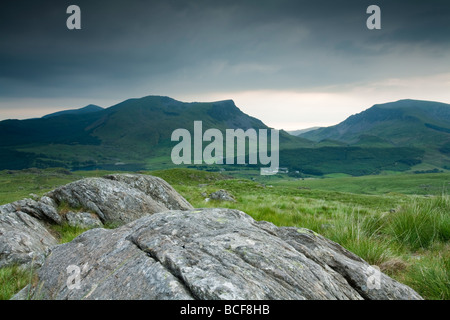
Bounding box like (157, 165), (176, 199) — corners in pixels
(0, 174), (193, 269)
(66, 211), (103, 229)
(16, 208), (422, 300)
(0, 211), (58, 269)
(0, 197), (62, 225)
(46, 175), (193, 225)
(103, 174), (193, 211)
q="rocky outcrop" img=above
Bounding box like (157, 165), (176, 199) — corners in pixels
(0, 211), (58, 269)
(0, 174), (193, 269)
(0, 197), (62, 225)
(66, 211), (103, 229)
(15, 208), (422, 300)
(103, 174), (193, 211)
(47, 175), (193, 225)
(2, 174), (422, 300)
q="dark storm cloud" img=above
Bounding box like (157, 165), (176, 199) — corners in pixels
(0, 0), (449, 101)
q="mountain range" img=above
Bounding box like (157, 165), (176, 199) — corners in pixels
(287, 127), (321, 136)
(42, 104), (104, 119)
(0, 96), (449, 176)
(300, 99), (450, 170)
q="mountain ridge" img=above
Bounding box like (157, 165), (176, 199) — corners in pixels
(297, 99), (450, 172)
(301, 99), (450, 145)
(0, 97), (449, 174)
(42, 104), (104, 119)
(0, 95), (310, 170)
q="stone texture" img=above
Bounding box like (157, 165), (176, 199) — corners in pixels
(0, 211), (58, 268)
(209, 189), (236, 202)
(1, 174), (193, 269)
(66, 211), (103, 229)
(16, 208), (422, 300)
(103, 174), (193, 211)
(0, 197), (62, 225)
(46, 175), (192, 225)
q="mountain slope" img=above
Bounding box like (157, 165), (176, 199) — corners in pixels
(0, 95), (311, 170)
(1, 97), (448, 174)
(301, 99), (450, 145)
(300, 99), (450, 168)
(287, 127), (321, 136)
(42, 104), (104, 119)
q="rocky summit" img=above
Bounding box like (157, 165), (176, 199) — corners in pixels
(0, 174), (422, 300)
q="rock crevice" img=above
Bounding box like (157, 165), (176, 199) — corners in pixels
(0, 174), (193, 269)
(16, 208), (422, 300)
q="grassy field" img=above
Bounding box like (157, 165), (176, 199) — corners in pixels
(273, 172), (450, 195)
(0, 168), (449, 300)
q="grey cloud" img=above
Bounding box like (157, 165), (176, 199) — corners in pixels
(0, 0), (449, 103)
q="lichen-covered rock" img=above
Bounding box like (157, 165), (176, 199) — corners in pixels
(0, 174), (193, 269)
(103, 174), (193, 211)
(66, 211), (103, 229)
(16, 208), (422, 300)
(0, 211), (58, 268)
(46, 175), (193, 225)
(0, 198), (62, 225)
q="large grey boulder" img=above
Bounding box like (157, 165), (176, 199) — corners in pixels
(0, 174), (193, 269)
(16, 208), (422, 300)
(103, 174), (193, 211)
(46, 175), (193, 225)
(0, 211), (58, 269)
(0, 198), (61, 268)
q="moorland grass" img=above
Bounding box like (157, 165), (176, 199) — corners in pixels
(50, 224), (91, 244)
(400, 245), (450, 300)
(382, 195), (450, 250)
(0, 168), (448, 300)
(0, 264), (35, 300)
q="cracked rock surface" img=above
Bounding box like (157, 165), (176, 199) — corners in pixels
(47, 174), (193, 224)
(0, 174), (193, 269)
(0, 211), (58, 269)
(15, 208), (422, 300)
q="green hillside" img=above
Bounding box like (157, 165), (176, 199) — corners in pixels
(300, 99), (450, 170)
(42, 104), (103, 119)
(0, 97), (448, 175)
(0, 95), (310, 171)
(302, 100), (450, 143)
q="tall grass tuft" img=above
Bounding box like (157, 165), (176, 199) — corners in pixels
(50, 224), (90, 244)
(401, 248), (450, 300)
(383, 195), (450, 250)
(0, 265), (35, 300)
(325, 212), (398, 265)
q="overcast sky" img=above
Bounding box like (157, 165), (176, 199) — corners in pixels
(1, 0), (450, 129)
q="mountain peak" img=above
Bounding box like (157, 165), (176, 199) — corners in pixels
(374, 99), (450, 110)
(213, 99), (235, 105)
(300, 99), (450, 146)
(42, 104), (103, 119)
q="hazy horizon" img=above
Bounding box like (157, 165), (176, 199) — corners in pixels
(4, 95), (450, 132)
